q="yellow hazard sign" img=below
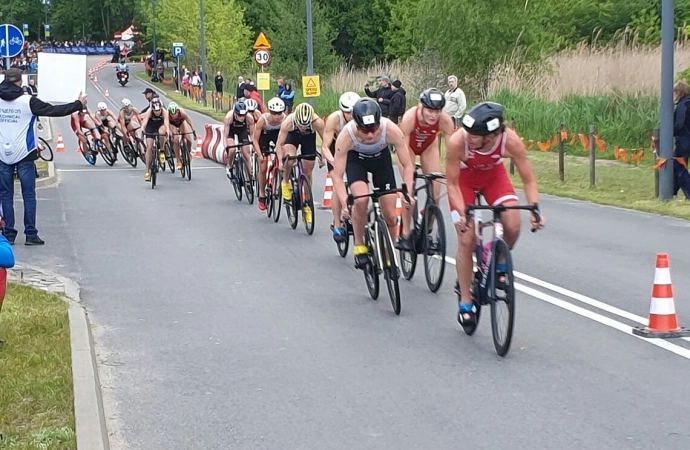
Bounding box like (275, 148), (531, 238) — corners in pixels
(301, 75), (320, 98)
(256, 72), (271, 91)
(252, 32), (271, 50)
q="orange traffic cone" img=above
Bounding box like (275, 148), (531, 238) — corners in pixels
(633, 253), (690, 338)
(194, 136), (203, 157)
(105, 89), (109, 98)
(318, 171), (333, 210)
(55, 133), (65, 153)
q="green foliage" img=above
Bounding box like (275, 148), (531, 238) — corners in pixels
(488, 89), (659, 159)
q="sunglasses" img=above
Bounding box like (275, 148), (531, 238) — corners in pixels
(358, 125), (380, 135)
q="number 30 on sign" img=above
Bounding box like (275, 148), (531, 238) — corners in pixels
(254, 49), (270, 66)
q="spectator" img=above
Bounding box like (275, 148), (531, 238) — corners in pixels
(172, 65), (179, 92)
(0, 68), (86, 245)
(672, 81), (690, 199)
(443, 75), (467, 128)
(389, 80), (406, 124)
(191, 71), (202, 102)
(214, 71), (224, 102)
(235, 76), (245, 103)
(280, 83), (295, 114)
(276, 77), (285, 97)
(364, 75), (394, 118)
(243, 82), (265, 113)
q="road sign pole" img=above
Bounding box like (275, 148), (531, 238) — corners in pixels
(199, 0), (208, 107)
(305, 0), (314, 106)
(659, 0), (675, 201)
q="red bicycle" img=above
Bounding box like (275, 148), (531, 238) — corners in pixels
(264, 144), (282, 222)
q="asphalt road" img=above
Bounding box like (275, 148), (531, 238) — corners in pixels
(12, 56), (690, 449)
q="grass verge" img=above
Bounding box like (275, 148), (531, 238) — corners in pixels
(0, 283), (76, 450)
(35, 160), (49, 178)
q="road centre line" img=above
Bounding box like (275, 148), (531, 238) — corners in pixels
(443, 255), (690, 360)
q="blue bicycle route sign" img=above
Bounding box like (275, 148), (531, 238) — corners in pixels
(0, 24), (25, 59)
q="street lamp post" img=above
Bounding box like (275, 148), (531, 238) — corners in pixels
(198, 0), (208, 107)
(151, 0), (158, 81)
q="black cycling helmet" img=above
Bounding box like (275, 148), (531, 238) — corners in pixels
(461, 102), (504, 136)
(419, 88), (446, 110)
(352, 98), (381, 130)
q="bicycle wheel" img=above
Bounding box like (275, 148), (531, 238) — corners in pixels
(377, 216), (401, 315)
(183, 140), (192, 181)
(272, 170), (282, 223)
(37, 137), (54, 162)
(244, 161), (254, 205)
(253, 155), (260, 200)
(299, 174), (315, 235)
(400, 204), (419, 280)
(165, 141), (175, 174)
(121, 138), (137, 168)
(490, 239), (515, 357)
(232, 157), (243, 201)
(81, 140), (96, 165)
(363, 225), (379, 300)
(101, 142), (116, 166)
(336, 219), (350, 258)
(149, 152), (157, 189)
(423, 204), (447, 293)
(265, 179), (274, 218)
(137, 138), (146, 164)
(286, 174), (298, 230)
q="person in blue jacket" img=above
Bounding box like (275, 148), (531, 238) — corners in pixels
(673, 81), (690, 199)
(280, 83), (295, 114)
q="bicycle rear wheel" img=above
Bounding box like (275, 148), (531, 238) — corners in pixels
(165, 141), (175, 173)
(149, 152), (157, 189)
(120, 137), (137, 168)
(244, 161), (254, 204)
(490, 239), (515, 357)
(232, 157), (243, 201)
(377, 216), (401, 315)
(423, 204), (447, 293)
(100, 142), (116, 166)
(286, 175), (298, 230)
(184, 140), (192, 180)
(400, 205), (419, 280)
(81, 140), (96, 165)
(336, 219), (350, 257)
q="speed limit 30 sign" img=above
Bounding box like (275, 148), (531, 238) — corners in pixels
(254, 49), (271, 66)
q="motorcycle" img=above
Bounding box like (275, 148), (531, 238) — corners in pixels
(117, 70), (129, 86)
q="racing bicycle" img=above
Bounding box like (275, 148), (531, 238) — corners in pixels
(399, 163), (447, 293)
(172, 131), (195, 181)
(457, 190), (541, 357)
(347, 185), (410, 316)
(282, 154), (316, 235)
(263, 144), (282, 222)
(80, 128), (115, 166)
(226, 143), (254, 204)
(144, 132), (168, 189)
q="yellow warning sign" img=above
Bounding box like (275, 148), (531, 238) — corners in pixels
(301, 75), (321, 98)
(252, 32), (271, 50)
(256, 72), (271, 91)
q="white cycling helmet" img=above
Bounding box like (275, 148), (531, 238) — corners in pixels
(339, 91), (361, 113)
(245, 98), (258, 112)
(267, 97), (285, 113)
(121, 98), (131, 107)
(97, 102), (108, 111)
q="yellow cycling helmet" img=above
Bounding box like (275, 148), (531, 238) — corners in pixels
(294, 103), (314, 127)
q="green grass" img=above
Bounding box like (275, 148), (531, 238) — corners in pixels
(489, 89), (658, 162)
(35, 160), (49, 178)
(0, 283), (76, 450)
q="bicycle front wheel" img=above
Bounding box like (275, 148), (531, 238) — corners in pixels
(37, 137), (54, 162)
(363, 225), (379, 300)
(232, 157), (243, 201)
(400, 204), (419, 280)
(244, 160), (254, 204)
(377, 216), (401, 315)
(423, 204), (447, 293)
(272, 170), (282, 223)
(490, 239), (515, 357)
(299, 174), (315, 235)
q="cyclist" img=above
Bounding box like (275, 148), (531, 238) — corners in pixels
(223, 101), (255, 182)
(139, 97), (171, 182)
(244, 98), (262, 127)
(93, 102), (123, 160)
(445, 101), (544, 328)
(252, 97), (287, 212)
(276, 102), (326, 225)
(167, 102), (196, 170)
(331, 98), (414, 270)
(321, 91), (360, 243)
(70, 108), (102, 158)
(118, 98), (142, 135)
(396, 88), (455, 251)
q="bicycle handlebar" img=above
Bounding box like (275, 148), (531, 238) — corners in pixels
(346, 184), (410, 207)
(281, 152), (322, 165)
(465, 203), (542, 233)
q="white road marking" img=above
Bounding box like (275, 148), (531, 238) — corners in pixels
(443, 255), (690, 360)
(57, 166), (222, 173)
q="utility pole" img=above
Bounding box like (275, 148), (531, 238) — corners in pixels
(151, 0), (158, 81)
(198, 0), (208, 107)
(305, 0), (314, 106)
(659, 0), (674, 200)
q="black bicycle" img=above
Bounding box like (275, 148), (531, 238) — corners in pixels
(347, 185), (410, 316)
(37, 137), (53, 162)
(282, 153), (315, 235)
(399, 164), (447, 293)
(172, 131), (195, 181)
(456, 190), (541, 357)
(333, 182), (354, 258)
(144, 132), (167, 189)
(226, 143), (254, 203)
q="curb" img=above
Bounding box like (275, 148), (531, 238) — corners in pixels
(8, 263), (110, 450)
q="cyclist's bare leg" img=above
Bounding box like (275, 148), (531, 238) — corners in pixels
(456, 220), (477, 311)
(241, 144), (252, 176)
(302, 159), (315, 186)
(157, 125), (167, 154)
(224, 138), (236, 168)
(258, 157), (269, 195)
(499, 204), (521, 249)
(281, 143), (297, 182)
(419, 142), (442, 229)
(171, 127), (181, 161)
(144, 137), (154, 175)
(348, 180), (370, 247)
(399, 149), (417, 238)
(379, 192), (400, 243)
(331, 184), (343, 229)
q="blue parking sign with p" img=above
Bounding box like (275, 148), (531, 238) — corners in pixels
(171, 43), (184, 58)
